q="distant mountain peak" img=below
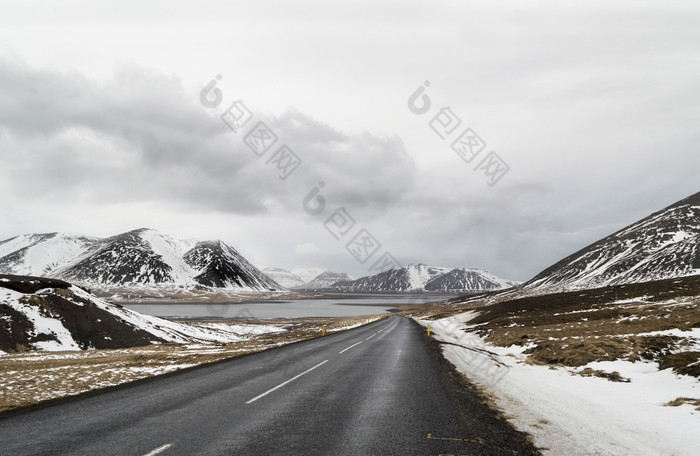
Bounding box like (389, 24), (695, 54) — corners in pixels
(262, 268), (306, 289)
(296, 270), (353, 290)
(425, 268), (520, 292)
(527, 190), (700, 290)
(0, 229), (281, 291)
(329, 264), (517, 292)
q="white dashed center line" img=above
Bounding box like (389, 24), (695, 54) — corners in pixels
(246, 360), (329, 404)
(339, 341), (363, 354)
(143, 443), (173, 456)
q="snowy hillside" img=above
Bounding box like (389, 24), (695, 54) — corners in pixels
(263, 268), (304, 289)
(424, 268), (520, 292)
(296, 271), (354, 290)
(291, 267), (327, 283)
(0, 229), (281, 291)
(330, 264), (516, 292)
(331, 264), (451, 292)
(0, 275), (282, 353)
(0, 233), (99, 277)
(527, 191), (700, 290)
(183, 240), (280, 290)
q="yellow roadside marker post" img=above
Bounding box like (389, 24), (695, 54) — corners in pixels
(427, 323), (430, 336)
(322, 325), (326, 336)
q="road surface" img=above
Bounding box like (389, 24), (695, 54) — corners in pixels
(0, 316), (539, 455)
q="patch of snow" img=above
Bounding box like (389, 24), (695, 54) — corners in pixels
(406, 264), (453, 290)
(1, 288), (80, 351)
(656, 230), (693, 250)
(420, 316), (700, 456)
(70, 286), (283, 344)
(610, 296), (651, 304)
(290, 267), (328, 283)
(551, 307), (603, 316)
(2, 284), (286, 353)
(138, 230), (198, 285)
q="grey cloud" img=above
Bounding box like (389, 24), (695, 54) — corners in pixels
(2, 0), (700, 284)
(0, 60), (417, 218)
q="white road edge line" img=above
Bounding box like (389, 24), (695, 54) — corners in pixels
(339, 341), (363, 354)
(246, 360), (329, 404)
(143, 443), (173, 456)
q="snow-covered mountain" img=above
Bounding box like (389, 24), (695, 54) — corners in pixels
(424, 268), (520, 292)
(296, 271), (354, 290)
(329, 264), (515, 292)
(0, 232), (100, 277)
(0, 229), (281, 291)
(182, 240), (280, 290)
(290, 267), (327, 283)
(331, 264), (451, 292)
(527, 191), (700, 290)
(0, 275), (281, 353)
(262, 268), (305, 289)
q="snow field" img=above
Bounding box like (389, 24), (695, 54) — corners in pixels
(420, 315), (700, 456)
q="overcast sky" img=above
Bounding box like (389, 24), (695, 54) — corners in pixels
(1, 0), (699, 281)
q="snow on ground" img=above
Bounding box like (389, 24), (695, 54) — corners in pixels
(0, 284), (286, 352)
(139, 229), (198, 285)
(2, 288), (80, 351)
(419, 314), (700, 456)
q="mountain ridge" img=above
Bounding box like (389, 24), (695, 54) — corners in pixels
(0, 229), (281, 291)
(526, 190), (700, 290)
(330, 263), (518, 292)
(295, 271), (354, 290)
(0, 274), (277, 353)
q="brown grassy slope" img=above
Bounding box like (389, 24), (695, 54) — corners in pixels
(404, 276), (700, 377)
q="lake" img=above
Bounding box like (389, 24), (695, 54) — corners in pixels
(122, 293), (455, 319)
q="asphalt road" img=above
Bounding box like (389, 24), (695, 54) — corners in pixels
(0, 316), (540, 455)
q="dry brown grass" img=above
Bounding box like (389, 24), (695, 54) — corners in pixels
(0, 315), (386, 412)
(476, 298), (699, 370)
(410, 276), (700, 377)
(578, 367), (630, 382)
(665, 397), (700, 411)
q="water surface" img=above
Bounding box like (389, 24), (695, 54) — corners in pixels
(122, 293), (454, 319)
